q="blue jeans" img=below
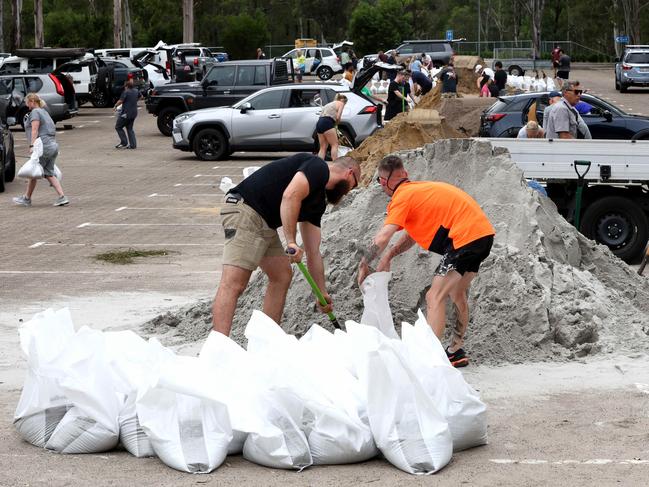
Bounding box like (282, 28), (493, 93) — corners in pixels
(115, 115), (136, 148)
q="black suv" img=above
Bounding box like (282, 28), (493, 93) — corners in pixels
(146, 58), (293, 136)
(363, 39), (456, 68)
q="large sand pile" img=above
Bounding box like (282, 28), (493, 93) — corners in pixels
(144, 139), (649, 365)
(449, 55), (483, 95)
(350, 109), (462, 186)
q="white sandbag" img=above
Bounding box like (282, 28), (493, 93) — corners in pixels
(363, 340), (453, 474)
(45, 326), (121, 453)
(118, 393), (155, 457)
(17, 138), (44, 179)
(242, 166), (260, 178)
(360, 272), (399, 339)
(338, 146), (353, 157)
(546, 77), (557, 91)
(219, 177), (235, 193)
(14, 308), (75, 447)
(401, 311), (488, 451)
(137, 385), (232, 473)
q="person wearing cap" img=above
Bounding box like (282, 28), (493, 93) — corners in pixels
(544, 81), (588, 139)
(541, 90), (562, 125)
(517, 120), (545, 139)
(475, 64), (495, 90)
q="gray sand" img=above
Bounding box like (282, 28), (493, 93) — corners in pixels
(143, 139), (649, 364)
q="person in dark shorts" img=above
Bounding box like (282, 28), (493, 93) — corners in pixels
(556, 49), (571, 82)
(212, 153), (361, 336)
(358, 155), (495, 367)
(316, 94), (347, 160)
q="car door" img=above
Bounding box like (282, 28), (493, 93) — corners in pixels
(229, 89), (286, 148)
(580, 97), (630, 139)
(198, 65), (236, 108)
(280, 88), (324, 150)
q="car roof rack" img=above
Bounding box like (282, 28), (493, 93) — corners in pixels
(625, 45), (649, 49)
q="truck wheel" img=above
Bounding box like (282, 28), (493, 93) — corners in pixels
(4, 142), (15, 182)
(580, 196), (649, 263)
(91, 90), (111, 108)
(193, 128), (228, 161)
(157, 107), (181, 137)
(317, 66), (334, 80)
(508, 65), (524, 76)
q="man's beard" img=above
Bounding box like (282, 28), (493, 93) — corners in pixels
(325, 179), (350, 205)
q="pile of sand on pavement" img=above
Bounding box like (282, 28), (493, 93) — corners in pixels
(144, 139), (649, 366)
(349, 109), (463, 186)
(449, 55), (483, 95)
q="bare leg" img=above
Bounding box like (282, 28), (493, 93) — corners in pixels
(259, 255), (292, 324)
(44, 176), (65, 197)
(425, 270), (463, 340)
(323, 128), (339, 160)
(448, 272), (477, 352)
(25, 178), (38, 198)
(211, 264), (253, 335)
(317, 133), (328, 160)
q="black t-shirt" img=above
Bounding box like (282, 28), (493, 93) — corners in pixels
(232, 153), (329, 229)
(440, 68), (457, 93)
(494, 69), (507, 90)
(386, 80), (408, 117)
(411, 71), (432, 93)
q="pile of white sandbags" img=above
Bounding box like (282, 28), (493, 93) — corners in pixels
(13, 272), (487, 475)
(506, 75), (556, 92)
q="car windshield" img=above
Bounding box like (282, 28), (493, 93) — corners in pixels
(625, 52), (649, 64)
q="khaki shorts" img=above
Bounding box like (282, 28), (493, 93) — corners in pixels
(221, 197), (285, 271)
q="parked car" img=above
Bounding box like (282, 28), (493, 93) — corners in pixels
(0, 48), (89, 75)
(363, 39), (456, 69)
(131, 49), (170, 89)
(0, 73), (77, 129)
(615, 45), (649, 92)
(171, 63), (396, 161)
(0, 82), (16, 193)
(92, 57), (148, 108)
(206, 48), (229, 63)
(282, 47), (342, 80)
(53, 58), (99, 105)
(146, 58), (294, 136)
(479, 92), (649, 140)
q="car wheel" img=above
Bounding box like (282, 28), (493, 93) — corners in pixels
(508, 65), (524, 76)
(91, 90), (112, 108)
(0, 163), (4, 192)
(620, 83), (629, 93)
(317, 66), (334, 80)
(157, 107), (181, 137)
(580, 196), (649, 263)
(4, 139), (15, 182)
(338, 127), (356, 148)
(193, 128), (228, 161)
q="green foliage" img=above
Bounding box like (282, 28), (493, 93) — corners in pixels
(350, 0), (413, 54)
(220, 12), (269, 60)
(44, 10), (111, 48)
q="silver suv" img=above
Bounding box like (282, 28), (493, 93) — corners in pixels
(0, 73), (77, 129)
(363, 39), (455, 68)
(171, 65), (396, 161)
(615, 45), (649, 92)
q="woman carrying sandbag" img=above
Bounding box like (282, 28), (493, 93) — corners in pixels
(315, 94), (347, 161)
(13, 93), (69, 207)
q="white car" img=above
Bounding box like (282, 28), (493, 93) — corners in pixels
(282, 47), (342, 80)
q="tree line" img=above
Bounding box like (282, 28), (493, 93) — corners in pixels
(0, 0), (647, 60)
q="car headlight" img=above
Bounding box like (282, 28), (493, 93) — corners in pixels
(174, 113), (195, 125)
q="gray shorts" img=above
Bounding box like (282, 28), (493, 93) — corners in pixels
(39, 143), (59, 177)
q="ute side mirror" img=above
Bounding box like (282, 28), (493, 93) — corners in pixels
(240, 102), (252, 114)
(603, 110), (613, 122)
(614, 57), (620, 63)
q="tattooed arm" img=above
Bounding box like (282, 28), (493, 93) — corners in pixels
(358, 224), (401, 285)
(376, 233), (416, 272)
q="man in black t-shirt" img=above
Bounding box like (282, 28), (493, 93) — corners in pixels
(437, 62), (458, 98)
(384, 71), (412, 121)
(493, 61), (508, 94)
(212, 153), (361, 336)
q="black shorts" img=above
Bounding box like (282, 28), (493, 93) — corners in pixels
(316, 116), (336, 134)
(434, 235), (494, 276)
(557, 70), (569, 80)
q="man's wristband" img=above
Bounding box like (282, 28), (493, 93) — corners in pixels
(29, 144), (33, 147)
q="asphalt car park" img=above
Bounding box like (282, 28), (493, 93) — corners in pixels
(2, 68), (649, 485)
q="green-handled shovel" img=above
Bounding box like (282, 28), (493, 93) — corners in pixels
(287, 248), (342, 329)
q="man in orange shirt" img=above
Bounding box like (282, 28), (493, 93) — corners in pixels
(358, 155), (495, 367)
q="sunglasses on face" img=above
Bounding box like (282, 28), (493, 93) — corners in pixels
(565, 89), (583, 95)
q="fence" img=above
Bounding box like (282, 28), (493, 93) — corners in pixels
(453, 40), (614, 62)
